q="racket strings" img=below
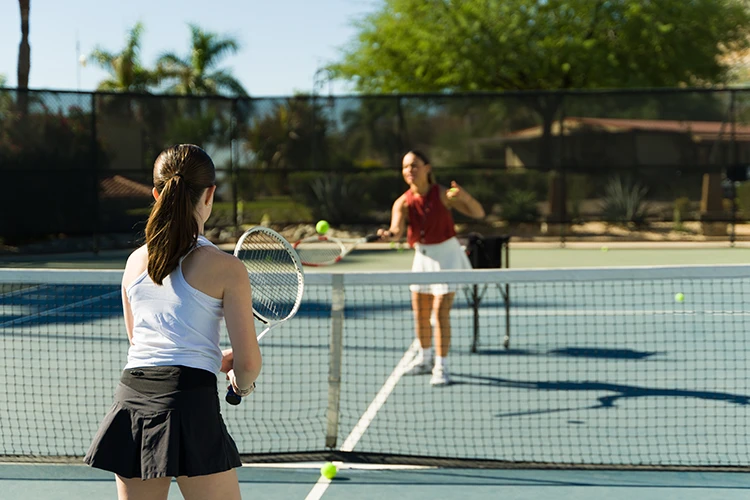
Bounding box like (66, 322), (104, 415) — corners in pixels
(294, 239), (345, 265)
(236, 233), (302, 322)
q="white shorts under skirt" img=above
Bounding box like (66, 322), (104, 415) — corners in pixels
(410, 237), (472, 295)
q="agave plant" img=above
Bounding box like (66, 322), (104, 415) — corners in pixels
(502, 189), (540, 223)
(308, 175), (368, 224)
(601, 175), (651, 227)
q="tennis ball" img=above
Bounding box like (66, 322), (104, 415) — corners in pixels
(601, 246), (608, 252)
(389, 241), (396, 249)
(316, 220), (330, 234)
(675, 292), (685, 303)
(321, 462), (337, 479)
(447, 188), (458, 196)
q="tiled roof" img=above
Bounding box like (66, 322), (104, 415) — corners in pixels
(100, 175), (152, 199)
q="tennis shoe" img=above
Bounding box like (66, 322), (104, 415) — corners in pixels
(404, 357), (433, 375)
(430, 366), (452, 386)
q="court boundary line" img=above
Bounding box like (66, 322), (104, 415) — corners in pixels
(304, 339), (419, 500)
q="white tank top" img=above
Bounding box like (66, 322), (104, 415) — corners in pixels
(124, 236), (223, 373)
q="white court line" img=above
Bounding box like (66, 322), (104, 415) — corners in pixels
(452, 308), (749, 317)
(304, 339), (420, 500)
(0, 291), (120, 328)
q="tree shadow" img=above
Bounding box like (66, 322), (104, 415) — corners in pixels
(453, 373), (750, 417)
(475, 347), (658, 360)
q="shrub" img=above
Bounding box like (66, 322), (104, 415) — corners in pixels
(601, 176), (651, 227)
(502, 189), (540, 223)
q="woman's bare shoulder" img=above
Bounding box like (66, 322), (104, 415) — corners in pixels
(187, 244), (246, 279)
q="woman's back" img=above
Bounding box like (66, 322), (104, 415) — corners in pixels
(123, 236), (232, 373)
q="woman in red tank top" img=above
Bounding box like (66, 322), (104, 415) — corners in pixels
(377, 151), (485, 386)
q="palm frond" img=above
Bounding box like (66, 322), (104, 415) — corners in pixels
(206, 70), (249, 96)
(88, 49), (117, 70)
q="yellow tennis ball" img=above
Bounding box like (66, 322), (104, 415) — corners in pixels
(447, 188), (458, 196)
(675, 292), (685, 303)
(321, 462), (337, 479)
(601, 246), (608, 252)
(389, 241), (396, 249)
(316, 220), (329, 234)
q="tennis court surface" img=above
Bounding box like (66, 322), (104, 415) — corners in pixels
(3, 264), (750, 498)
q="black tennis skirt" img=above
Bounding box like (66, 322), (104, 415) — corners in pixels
(84, 366), (242, 479)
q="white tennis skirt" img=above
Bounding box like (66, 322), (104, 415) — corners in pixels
(410, 236), (472, 295)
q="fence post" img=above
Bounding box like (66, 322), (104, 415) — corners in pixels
(231, 98), (239, 232)
(90, 92), (100, 254)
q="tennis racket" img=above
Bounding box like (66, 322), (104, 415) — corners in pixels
(226, 226), (305, 405)
(293, 233), (380, 267)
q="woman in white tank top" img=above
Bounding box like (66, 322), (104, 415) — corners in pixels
(85, 144), (261, 500)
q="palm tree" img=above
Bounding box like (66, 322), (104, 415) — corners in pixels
(16, 0), (30, 113)
(88, 22), (155, 92)
(17, 0), (30, 90)
(156, 24), (247, 96)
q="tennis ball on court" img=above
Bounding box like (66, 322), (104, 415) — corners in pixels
(389, 241), (396, 249)
(321, 462), (337, 479)
(601, 246), (608, 252)
(675, 292), (685, 303)
(316, 220), (330, 234)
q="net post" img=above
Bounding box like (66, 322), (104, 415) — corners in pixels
(325, 274), (345, 448)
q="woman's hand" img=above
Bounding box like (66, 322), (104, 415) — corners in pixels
(377, 228), (394, 241)
(220, 348), (233, 374)
(446, 181), (464, 201)
(227, 369), (256, 397)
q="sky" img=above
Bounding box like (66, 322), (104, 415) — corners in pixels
(0, 0), (377, 96)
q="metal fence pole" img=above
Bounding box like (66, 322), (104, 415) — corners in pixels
(91, 92), (100, 254)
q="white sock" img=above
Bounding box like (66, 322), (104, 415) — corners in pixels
(435, 356), (448, 369)
(419, 347), (434, 363)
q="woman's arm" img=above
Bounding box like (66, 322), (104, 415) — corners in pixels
(444, 181), (485, 219)
(377, 195), (408, 241)
(221, 256), (262, 393)
(121, 246), (148, 345)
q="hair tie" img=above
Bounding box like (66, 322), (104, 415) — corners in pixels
(174, 173), (184, 179)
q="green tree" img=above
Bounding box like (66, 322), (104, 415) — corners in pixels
(332, 0), (750, 219)
(156, 24), (247, 97)
(88, 22), (155, 92)
(334, 0), (750, 93)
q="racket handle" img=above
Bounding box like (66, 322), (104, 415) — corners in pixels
(226, 386), (242, 405)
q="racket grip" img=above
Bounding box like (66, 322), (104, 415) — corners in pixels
(225, 386), (242, 405)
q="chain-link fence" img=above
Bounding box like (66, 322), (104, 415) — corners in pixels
(2, 87), (750, 251)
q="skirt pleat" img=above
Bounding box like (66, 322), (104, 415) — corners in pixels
(84, 366), (242, 479)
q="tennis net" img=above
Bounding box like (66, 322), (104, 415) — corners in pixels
(1, 265), (750, 469)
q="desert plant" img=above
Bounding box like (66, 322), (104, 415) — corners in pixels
(502, 189), (540, 223)
(672, 196), (692, 231)
(307, 175), (369, 224)
(601, 176), (651, 227)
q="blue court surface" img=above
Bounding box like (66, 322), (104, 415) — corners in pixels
(3, 262), (750, 498)
(2, 463), (750, 499)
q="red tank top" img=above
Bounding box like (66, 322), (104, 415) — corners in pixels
(405, 184), (456, 247)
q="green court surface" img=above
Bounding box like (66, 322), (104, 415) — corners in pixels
(3, 244), (750, 271)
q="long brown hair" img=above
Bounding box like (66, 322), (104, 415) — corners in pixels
(145, 144), (216, 285)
